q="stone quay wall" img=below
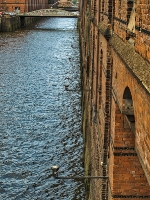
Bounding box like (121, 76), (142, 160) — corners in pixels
(0, 15), (38, 32)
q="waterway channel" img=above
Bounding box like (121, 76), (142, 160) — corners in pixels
(0, 17), (85, 199)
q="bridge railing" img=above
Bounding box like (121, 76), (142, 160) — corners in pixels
(17, 9), (79, 18)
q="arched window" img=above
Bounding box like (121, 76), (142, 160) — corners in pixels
(122, 87), (135, 134)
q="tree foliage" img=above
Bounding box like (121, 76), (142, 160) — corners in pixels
(72, 0), (77, 5)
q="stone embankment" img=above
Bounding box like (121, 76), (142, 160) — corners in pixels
(0, 14), (37, 32)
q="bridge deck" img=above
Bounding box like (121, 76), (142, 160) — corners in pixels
(18, 9), (79, 18)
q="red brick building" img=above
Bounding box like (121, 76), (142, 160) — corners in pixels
(0, 0), (48, 13)
(59, 0), (72, 7)
(80, 0), (150, 199)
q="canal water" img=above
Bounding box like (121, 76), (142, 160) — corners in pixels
(0, 18), (85, 199)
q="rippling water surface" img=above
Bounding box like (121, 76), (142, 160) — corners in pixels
(0, 18), (85, 200)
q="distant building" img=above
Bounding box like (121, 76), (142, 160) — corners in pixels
(59, 0), (72, 7)
(0, 0), (48, 13)
(59, 0), (71, 3)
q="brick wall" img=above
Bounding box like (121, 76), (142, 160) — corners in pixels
(80, 0), (150, 199)
(1, 0), (48, 13)
(110, 104), (150, 197)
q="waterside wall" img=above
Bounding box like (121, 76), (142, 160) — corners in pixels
(79, 0), (150, 199)
(0, 15), (38, 32)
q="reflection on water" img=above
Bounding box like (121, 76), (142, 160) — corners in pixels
(0, 18), (85, 200)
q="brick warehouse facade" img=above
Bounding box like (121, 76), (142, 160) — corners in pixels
(79, 0), (150, 199)
(0, 0), (47, 13)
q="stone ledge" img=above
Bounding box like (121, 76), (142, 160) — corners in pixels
(98, 22), (150, 94)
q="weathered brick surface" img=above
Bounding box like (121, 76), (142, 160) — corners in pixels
(80, 0), (150, 199)
(113, 156), (150, 195)
(111, 106), (150, 195)
(111, 49), (150, 182)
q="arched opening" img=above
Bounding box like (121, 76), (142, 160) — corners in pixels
(122, 87), (135, 134)
(111, 88), (150, 198)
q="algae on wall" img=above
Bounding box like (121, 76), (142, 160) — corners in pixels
(0, 15), (39, 32)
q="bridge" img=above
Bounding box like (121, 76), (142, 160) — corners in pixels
(18, 9), (79, 18)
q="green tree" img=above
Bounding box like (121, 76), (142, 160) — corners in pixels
(72, 0), (77, 5)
